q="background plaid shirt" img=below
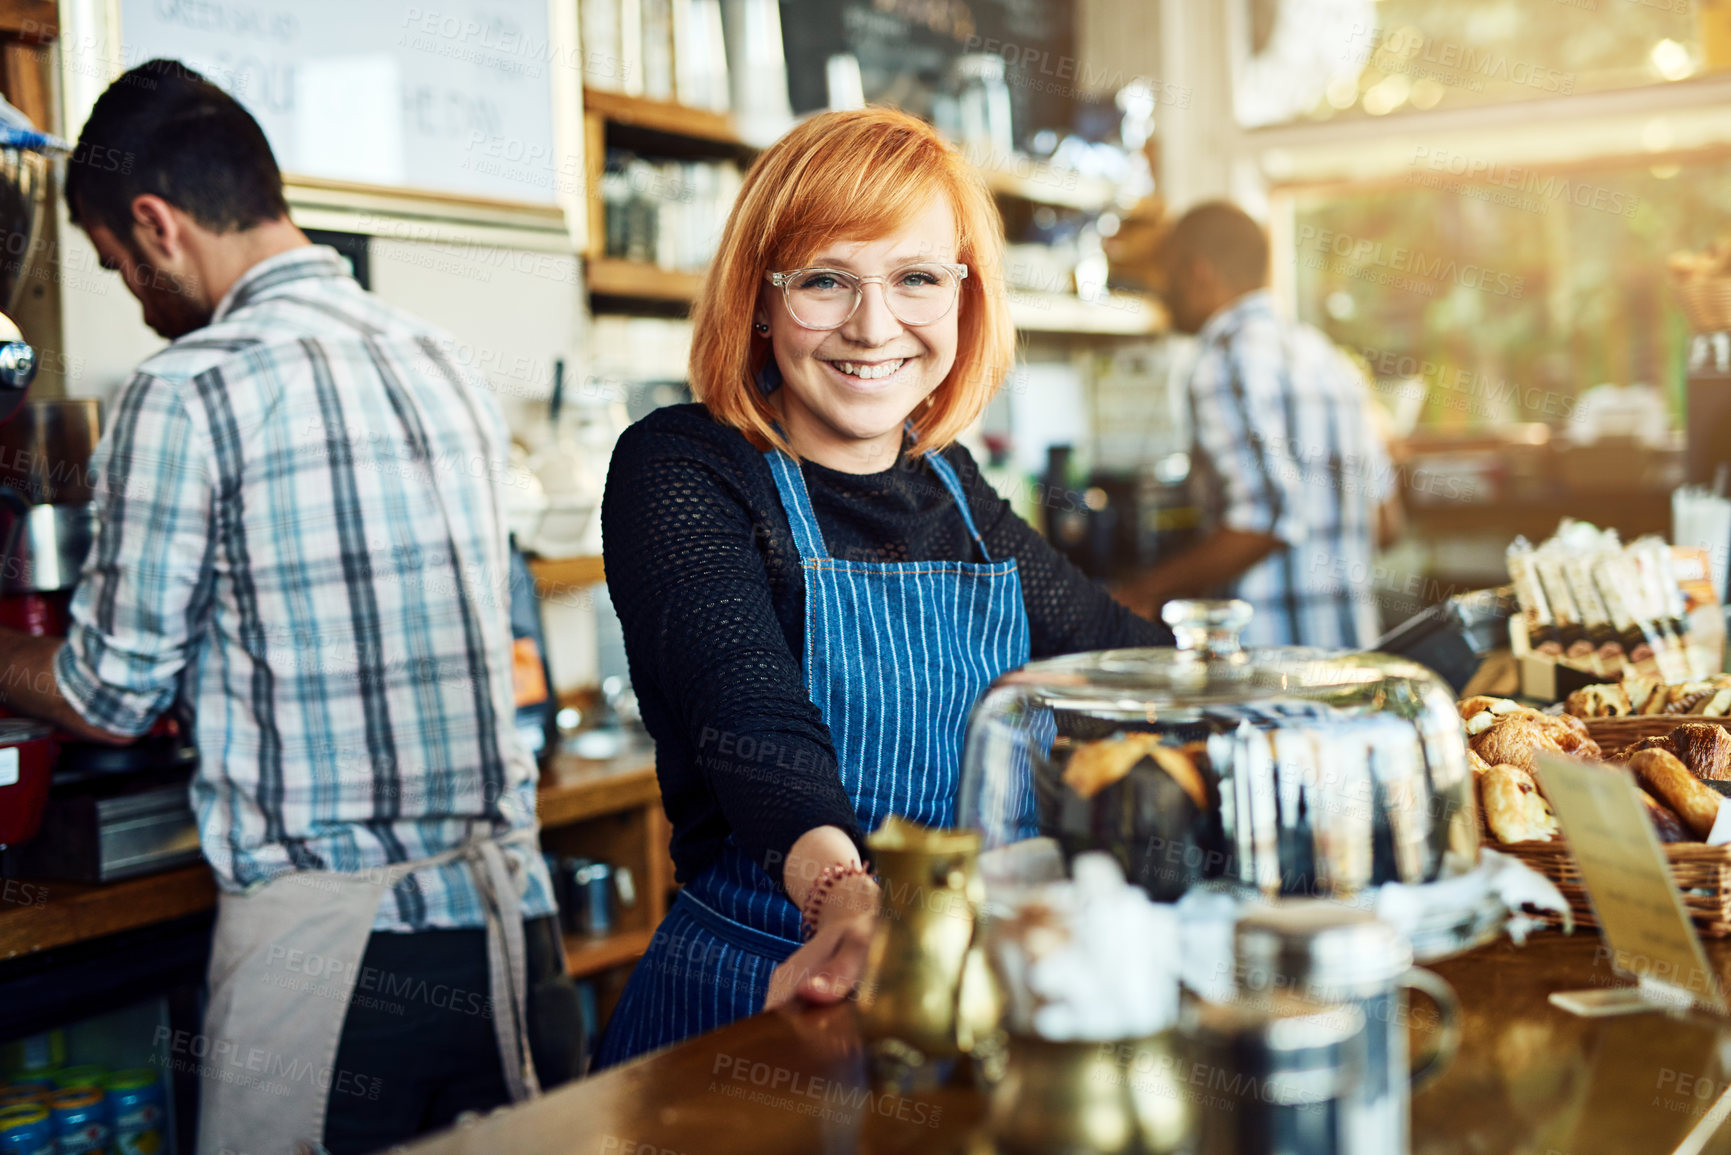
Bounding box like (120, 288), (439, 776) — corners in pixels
(1184, 291), (1393, 650)
(55, 247), (555, 932)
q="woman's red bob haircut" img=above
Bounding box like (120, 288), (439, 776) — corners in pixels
(689, 107), (1015, 458)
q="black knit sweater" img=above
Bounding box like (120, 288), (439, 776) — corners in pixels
(601, 404), (1172, 888)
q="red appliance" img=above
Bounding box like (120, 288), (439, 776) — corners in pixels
(0, 719), (56, 846)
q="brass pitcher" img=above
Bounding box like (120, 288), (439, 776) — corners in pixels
(855, 817), (1000, 1082)
(988, 1032), (1190, 1155)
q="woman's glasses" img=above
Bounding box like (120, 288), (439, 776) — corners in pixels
(765, 263), (968, 330)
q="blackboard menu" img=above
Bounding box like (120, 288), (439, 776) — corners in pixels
(780, 0), (1077, 150)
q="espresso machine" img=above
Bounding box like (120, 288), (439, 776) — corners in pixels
(0, 130), (200, 880)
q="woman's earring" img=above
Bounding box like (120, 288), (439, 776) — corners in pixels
(754, 321), (770, 334)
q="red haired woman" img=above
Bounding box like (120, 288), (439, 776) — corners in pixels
(596, 108), (1171, 1064)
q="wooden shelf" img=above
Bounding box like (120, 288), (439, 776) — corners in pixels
(0, 755), (658, 967)
(582, 88), (751, 152)
(0, 864), (216, 964)
(1009, 290), (1166, 336)
(528, 554), (605, 594)
(587, 258), (704, 303)
(565, 926), (655, 978)
(975, 157), (1117, 213)
(537, 752), (658, 828)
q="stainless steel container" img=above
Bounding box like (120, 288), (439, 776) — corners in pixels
(1233, 902), (1461, 1155)
(2, 502), (96, 593)
(1184, 992), (1369, 1155)
(0, 399), (101, 504)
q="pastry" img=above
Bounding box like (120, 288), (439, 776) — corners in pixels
(1526, 711), (1593, 753)
(1637, 789), (1692, 844)
(1703, 689), (1731, 718)
(1668, 723), (1731, 782)
(1461, 696), (1523, 736)
(1471, 716), (1562, 774)
(1062, 733), (1163, 799)
(1636, 676), (1672, 715)
(1148, 745), (1208, 810)
(1468, 749), (1491, 775)
(1613, 736), (1673, 767)
(1629, 748), (1723, 839)
(1479, 763), (1558, 843)
(1564, 683), (1631, 718)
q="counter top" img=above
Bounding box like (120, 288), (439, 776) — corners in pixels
(395, 932), (1731, 1155)
(0, 750), (657, 965)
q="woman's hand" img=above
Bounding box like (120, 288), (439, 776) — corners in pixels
(764, 870), (881, 1010)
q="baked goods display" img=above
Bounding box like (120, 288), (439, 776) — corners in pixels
(1507, 526), (1700, 683)
(1462, 695), (1730, 847)
(1563, 674), (1731, 719)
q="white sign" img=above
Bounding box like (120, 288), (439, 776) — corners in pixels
(121, 1), (561, 204)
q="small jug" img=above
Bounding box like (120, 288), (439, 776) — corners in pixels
(855, 817), (998, 1086)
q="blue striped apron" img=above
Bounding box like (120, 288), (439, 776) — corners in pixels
(596, 446), (1031, 1066)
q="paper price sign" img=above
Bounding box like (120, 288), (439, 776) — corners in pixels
(1536, 752), (1726, 1013)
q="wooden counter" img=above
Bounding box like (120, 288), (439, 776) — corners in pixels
(0, 749), (659, 966)
(394, 932), (1731, 1155)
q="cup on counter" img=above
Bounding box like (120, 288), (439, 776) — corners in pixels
(555, 857), (636, 938)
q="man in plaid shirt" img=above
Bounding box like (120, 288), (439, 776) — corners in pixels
(1120, 202), (1402, 648)
(0, 61), (576, 1153)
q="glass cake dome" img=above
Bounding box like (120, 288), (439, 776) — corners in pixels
(957, 600), (1480, 905)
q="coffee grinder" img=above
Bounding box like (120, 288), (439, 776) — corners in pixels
(0, 130), (201, 879)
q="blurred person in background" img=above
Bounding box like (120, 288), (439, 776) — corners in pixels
(1116, 201), (1403, 648)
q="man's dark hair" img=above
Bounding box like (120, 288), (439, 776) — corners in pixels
(1160, 201), (1270, 293)
(65, 59), (289, 240)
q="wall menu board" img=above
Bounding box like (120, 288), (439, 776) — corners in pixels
(779, 0), (1076, 151)
(121, 0), (561, 205)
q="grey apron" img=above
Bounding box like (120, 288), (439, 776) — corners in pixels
(194, 828), (544, 1155)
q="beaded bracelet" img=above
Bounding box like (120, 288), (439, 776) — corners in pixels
(800, 862), (873, 940)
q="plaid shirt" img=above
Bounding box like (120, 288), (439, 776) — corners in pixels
(55, 247), (555, 932)
(1185, 291), (1392, 650)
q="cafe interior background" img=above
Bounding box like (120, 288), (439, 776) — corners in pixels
(2, 0), (1731, 1149)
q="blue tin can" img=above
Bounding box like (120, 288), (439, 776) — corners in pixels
(47, 1086), (111, 1155)
(0, 1103), (56, 1155)
(105, 1069), (165, 1155)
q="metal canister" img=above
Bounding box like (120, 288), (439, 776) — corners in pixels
(1183, 992), (1369, 1155)
(562, 857), (616, 937)
(1233, 902), (1461, 1155)
(104, 1069), (164, 1155)
(0, 1103), (54, 1155)
(47, 1086), (110, 1155)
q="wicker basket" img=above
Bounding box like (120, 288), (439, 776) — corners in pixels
(1489, 835), (1731, 936)
(1673, 275), (1731, 333)
(1584, 715), (1731, 751)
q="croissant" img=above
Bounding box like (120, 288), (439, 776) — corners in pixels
(1471, 717), (1562, 774)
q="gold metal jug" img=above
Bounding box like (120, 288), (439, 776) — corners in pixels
(988, 1032), (1190, 1155)
(855, 817), (1000, 1083)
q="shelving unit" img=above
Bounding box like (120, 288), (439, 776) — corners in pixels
(587, 258), (706, 302)
(538, 750), (672, 987)
(522, 552), (671, 1001)
(974, 155), (1119, 215)
(577, 89), (1165, 336)
(0, 753), (669, 982)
